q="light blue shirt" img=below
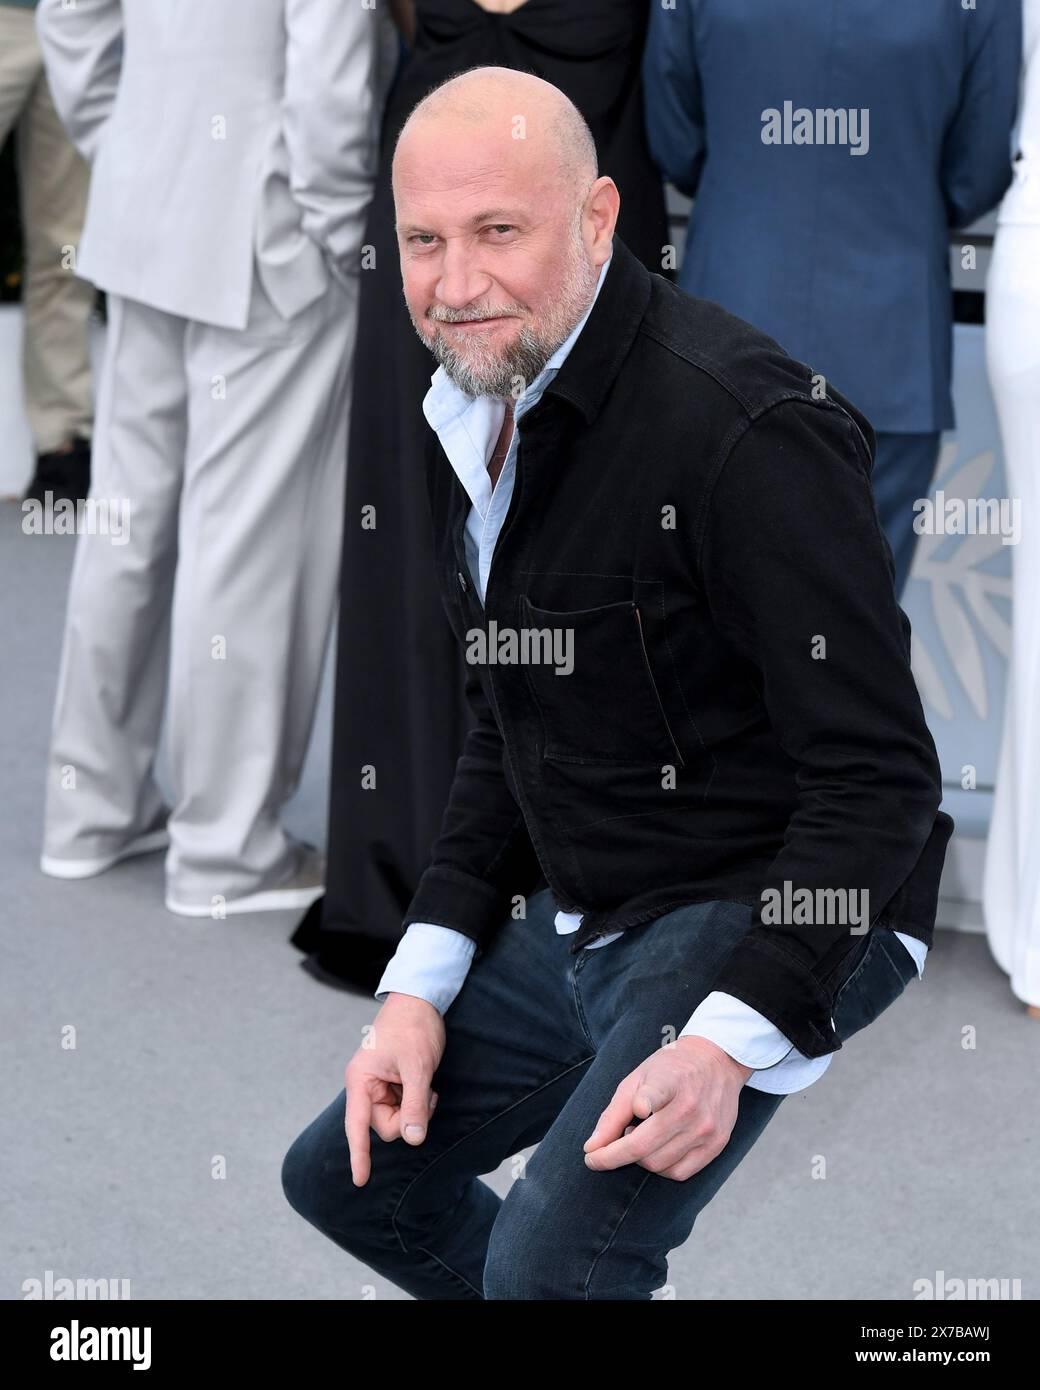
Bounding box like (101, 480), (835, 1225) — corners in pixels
(375, 252), (928, 1093)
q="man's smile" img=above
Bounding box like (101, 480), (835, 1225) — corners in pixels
(438, 315), (517, 333)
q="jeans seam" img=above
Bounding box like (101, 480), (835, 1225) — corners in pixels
(410, 1244), (486, 1300)
(831, 933), (882, 1012)
(583, 1169), (656, 1299)
(570, 955), (597, 1048)
(833, 933), (915, 1043)
(875, 930), (919, 988)
(834, 929), (912, 1013)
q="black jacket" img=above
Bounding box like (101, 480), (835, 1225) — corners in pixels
(403, 231), (954, 1060)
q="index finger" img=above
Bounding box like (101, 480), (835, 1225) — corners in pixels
(345, 1083), (373, 1187)
(583, 1110), (672, 1171)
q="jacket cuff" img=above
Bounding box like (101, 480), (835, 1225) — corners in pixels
(401, 864), (511, 948)
(873, 810), (954, 934)
(711, 931), (853, 1059)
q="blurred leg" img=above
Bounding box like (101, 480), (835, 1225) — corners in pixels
(0, 10), (38, 143)
(870, 430), (942, 597)
(982, 225), (1040, 1007)
(16, 24), (95, 452)
(41, 295), (185, 867)
(164, 270), (359, 904)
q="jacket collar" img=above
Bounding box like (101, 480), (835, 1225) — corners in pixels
(541, 231), (653, 426)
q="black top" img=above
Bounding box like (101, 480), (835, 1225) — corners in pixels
(295, 0), (671, 981)
(405, 232), (955, 1060)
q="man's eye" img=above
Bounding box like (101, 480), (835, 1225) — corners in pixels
(488, 225), (513, 235)
(409, 234), (437, 246)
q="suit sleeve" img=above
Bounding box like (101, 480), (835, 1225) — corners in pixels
(35, 0), (123, 163)
(941, 0), (1023, 227)
(641, 0), (706, 199)
(282, 0), (396, 277)
(698, 398), (945, 1059)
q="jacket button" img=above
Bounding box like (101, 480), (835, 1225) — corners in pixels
(457, 570), (469, 593)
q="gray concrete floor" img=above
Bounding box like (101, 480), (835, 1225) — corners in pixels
(2, 501), (1037, 1301)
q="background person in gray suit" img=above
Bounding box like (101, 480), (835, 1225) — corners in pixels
(642, 0), (1021, 596)
(34, 0), (398, 915)
(0, 0), (95, 504)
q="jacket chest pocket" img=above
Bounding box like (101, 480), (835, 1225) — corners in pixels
(518, 594), (685, 767)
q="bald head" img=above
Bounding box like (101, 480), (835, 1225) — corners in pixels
(397, 65), (599, 209)
(392, 66), (619, 400)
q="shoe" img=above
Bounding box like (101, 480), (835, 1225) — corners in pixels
(23, 435), (92, 506)
(40, 827), (170, 879)
(165, 846), (326, 918)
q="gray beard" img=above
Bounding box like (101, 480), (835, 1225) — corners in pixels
(412, 233), (601, 401)
(425, 321), (556, 400)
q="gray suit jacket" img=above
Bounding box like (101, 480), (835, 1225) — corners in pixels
(36, 0), (399, 328)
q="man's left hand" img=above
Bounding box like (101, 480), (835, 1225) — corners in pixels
(582, 1036), (754, 1182)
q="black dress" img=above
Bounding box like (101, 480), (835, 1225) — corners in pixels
(291, 0), (670, 991)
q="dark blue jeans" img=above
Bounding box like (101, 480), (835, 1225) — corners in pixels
(281, 889), (919, 1299)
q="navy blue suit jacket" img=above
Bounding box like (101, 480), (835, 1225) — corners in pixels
(643, 0), (1022, 433)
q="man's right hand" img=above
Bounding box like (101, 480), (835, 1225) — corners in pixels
(344, 993), (446, 1186)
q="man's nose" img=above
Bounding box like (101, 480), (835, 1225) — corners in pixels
(434, 245), (490, 312)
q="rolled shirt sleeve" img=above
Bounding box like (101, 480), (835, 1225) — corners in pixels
(374, 922), (477, 1015)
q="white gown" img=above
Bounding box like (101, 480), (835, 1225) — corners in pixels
(982, 0), (1040, 1008)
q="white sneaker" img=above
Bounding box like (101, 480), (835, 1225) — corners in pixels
(165, 847), (326, 918)
(40, 828), (170, 880)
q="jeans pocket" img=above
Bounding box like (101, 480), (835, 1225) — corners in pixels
(832, 929), (915, 1044)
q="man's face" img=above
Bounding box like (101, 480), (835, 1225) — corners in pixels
(394, 123), (600, 399)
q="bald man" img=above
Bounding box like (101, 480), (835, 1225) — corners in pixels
(282, 67), (953, 1300)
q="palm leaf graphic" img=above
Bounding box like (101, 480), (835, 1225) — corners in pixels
(932, 580), (988, 717)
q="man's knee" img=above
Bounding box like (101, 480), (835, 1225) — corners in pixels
(482, 1205), (559, 1300)
(482, 1174), (610, 1300)
(281, 1092), (355, 1234)
(281, 1130), (317, 1224)
(483, 1199), (664, 1301)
